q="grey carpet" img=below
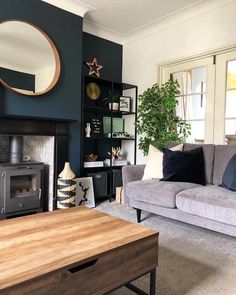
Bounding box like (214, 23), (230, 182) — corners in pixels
(96, 201), (236, 295)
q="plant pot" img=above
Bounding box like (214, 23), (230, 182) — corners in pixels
(109, 102), (119, 110)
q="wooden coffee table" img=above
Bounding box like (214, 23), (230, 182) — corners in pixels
(0, 207), (159, 295)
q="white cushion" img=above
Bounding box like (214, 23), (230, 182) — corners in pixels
(142, 144), (183, 180)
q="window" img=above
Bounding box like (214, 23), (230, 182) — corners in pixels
(159, 48), (236, 145)
(160, 57), (215, 144)
(171, 67), (207, 143)
(214, 51), (236, 144)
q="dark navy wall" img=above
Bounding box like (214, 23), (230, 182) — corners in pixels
(0, 0), (83, 173)
(0, 1), (123, 175)
(0, 0), (83, 120)
(83, 32), (122, 82)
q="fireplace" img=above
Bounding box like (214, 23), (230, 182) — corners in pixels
(0, 116), (73, 218)
(0, 162), (44, 219)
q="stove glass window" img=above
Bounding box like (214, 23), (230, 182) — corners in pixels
(10, 174), (37, 198)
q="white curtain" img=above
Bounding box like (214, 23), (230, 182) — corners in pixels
(172, 71), (192, 120)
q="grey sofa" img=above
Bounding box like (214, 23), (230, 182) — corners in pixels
(122, 144), (236, 237)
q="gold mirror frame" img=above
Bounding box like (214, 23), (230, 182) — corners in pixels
(0, 19), (61, 96)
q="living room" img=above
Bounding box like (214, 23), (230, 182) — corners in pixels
(1, 0), (236, 294)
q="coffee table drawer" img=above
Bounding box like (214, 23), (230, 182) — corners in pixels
(4, 234), (158, 295)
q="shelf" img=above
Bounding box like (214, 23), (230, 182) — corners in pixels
(84, 105), (136, 116)
(81, 74), (137, 200)
(84, 137), (135, 141)
(84, 166), (110, 170)
(83, 74), (137, 90)
(84, 165), (128, 170)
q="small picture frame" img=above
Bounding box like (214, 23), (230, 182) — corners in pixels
(90, 117), (103, 137)
(75, 177), (95, 208)
(119, 96), (131, 112)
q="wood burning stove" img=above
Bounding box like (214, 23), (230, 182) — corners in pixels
(0, 117), (72, 212)
(0, 162), (44, 219)
(0, 135), (44, 218)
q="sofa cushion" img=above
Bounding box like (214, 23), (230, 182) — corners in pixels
(183, 144), (214, 184)
(213, 145), (236, 185)
(221, 153), (236, 191)
(126, 179), (202, 209)
(162, 147), (205, 185)
(142, 144), (183, 180)
(176, 186), (236, 226)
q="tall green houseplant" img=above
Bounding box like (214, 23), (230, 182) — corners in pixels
(136, 80), (191, 155)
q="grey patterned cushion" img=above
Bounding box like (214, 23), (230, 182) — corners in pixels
(176, 185), (236, 226)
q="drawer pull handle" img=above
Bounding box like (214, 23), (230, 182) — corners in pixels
(68, 259), (98, 273)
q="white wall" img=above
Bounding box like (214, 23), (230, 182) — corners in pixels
(123, 0), (236, 163)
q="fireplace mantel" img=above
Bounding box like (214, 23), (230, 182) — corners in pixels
(0, 115), (77, 136)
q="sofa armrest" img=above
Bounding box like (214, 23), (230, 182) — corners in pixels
(122, 165), (145, 204)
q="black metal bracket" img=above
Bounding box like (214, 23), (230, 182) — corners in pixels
(125, 268), (156, 295)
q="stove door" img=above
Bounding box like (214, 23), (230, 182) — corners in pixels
(4, 168), (42, 214)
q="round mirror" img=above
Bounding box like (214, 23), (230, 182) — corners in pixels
(0, 20), (61, 96)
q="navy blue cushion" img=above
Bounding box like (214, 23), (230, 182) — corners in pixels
(161, 147), (206, 185)
(221, 154), (236, 191)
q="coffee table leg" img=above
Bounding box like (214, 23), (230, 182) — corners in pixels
(124, 268), (157, 295)
(150, 268), (156, 295)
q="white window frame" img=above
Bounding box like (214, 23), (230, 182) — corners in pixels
(159, 57), (215, 143)
(158, 45), (236, 145)
(214, 50), (236, 144)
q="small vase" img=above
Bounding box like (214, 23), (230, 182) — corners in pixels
(109, 103), (119, 111)
(57, 162), (76, 209)
(85, 123), (91, 137)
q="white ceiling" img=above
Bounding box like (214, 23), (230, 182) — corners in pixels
(82, 0), (203, 35)
(41, 0), (234, 43)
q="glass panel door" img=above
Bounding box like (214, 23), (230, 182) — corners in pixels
(214, 50), (236, 144)
(225, 60), (236, 144)
(172, 67), (207, 143)
(160, 57), (215, 143)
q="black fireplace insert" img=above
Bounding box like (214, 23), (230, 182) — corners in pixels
(0, 162), (44, 219)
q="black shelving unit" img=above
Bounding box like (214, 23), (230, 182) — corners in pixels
(81, 74), (137, 201)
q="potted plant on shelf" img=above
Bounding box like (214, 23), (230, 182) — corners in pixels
(103, 92), (120, 110)
(136, 79), (191, 155)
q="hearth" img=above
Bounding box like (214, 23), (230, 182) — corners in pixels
(0, 162), (44, 219)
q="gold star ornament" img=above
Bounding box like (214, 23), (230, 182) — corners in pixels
(86, 57), (103, 78)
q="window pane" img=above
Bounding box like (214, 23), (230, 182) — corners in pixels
(187, 94), (206, 120)
(172, 71), (189, 96)
(225, 119), (236, 135)
(227, 60), (236, 90)
(177, 94), (205, 120)
(186, 120), (205, 143)
(225, 90), (236, 118)
(172, 67), (207, 96)
(191, 67), (207, 93)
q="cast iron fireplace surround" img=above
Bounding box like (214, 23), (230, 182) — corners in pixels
(0, 116), (75, 217)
